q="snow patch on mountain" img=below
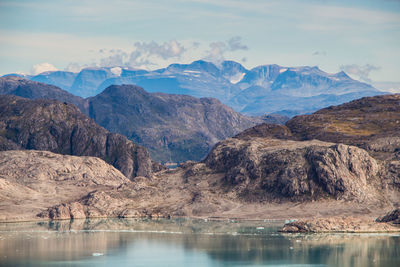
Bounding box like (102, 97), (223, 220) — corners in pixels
(10, 60), (383, 116)
(229, 72), (246, 84)
(110, 67), (122, 76)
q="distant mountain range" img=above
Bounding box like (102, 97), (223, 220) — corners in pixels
(5, 60), (385, 116)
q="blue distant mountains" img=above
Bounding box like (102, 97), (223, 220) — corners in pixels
(6, 60), (384, 116)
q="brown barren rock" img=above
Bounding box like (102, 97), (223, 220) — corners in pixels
(280, 216), (400, 233)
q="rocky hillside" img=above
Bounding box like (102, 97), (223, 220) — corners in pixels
(1, 94), (399, 222)
(34, 137), (396, 221)
(1, 77), (261, 163)
(286, 94), (400, 155)
(204, 138), (383, 202)
(0, 95), (153, 179)
(87, 84), (260, 162)
(1, 138), (396, 222)
(231, 94), (400, 189)
(0, 150), (129, 222)
(0, 76), (85, 111)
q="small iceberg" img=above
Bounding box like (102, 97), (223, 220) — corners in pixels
(92, 253), (104, 257)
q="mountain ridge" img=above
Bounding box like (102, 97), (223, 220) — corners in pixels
(5, 60), (384, 116)
(87, 84), (261, 162)
(0, 76), (262, 163)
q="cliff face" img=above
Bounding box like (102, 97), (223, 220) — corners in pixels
(285, 94), (400, 189)
(88, 84), (260, 162)
(0, 95), (153, 179)
(204, 138), (382, 202)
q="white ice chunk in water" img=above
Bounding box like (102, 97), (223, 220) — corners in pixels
(92, 252), (104, 257)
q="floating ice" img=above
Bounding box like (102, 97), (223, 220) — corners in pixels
(92, 253), (103, 257)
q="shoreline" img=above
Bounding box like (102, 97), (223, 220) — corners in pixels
(1, 214), (400, 234)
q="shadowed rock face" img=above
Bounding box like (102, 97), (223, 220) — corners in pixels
(0, 76), (86, 112)
(88, 84), (261, 162)
(0, 95), (153, 179)
(376, 208), (400, 224)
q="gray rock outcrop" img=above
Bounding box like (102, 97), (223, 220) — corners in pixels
(204, 138), (382, 202)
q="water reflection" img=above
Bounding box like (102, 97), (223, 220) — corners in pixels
(0, 218), (399, 267)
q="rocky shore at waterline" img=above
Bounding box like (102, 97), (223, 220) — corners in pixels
(280, 209), (400, 233)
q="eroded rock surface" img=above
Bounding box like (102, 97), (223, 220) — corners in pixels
(0, 150), (128, 221)
(204, 138), (382, 202)
(37, 138), (394, 221)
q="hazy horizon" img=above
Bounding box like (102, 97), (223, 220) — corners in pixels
(1, 0), (399, 87)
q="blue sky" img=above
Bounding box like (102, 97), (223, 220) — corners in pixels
(0, 0), (399, 83)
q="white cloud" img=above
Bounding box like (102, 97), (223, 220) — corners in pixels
(132, 40), (186, 60)
(92, 40), (187, 69)
(100, 49), (128, 67)
(228, 36), (248, 51)
(65, 62), (85, 73)
(340, 64), (380, 83)
(91, 37), (247, 69)
(31, 62), (58, 75)
(203, 36), (248, 64)
(205, 41), (227, 63)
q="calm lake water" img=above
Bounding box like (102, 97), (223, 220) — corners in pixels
(0, 218), (399, 267)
